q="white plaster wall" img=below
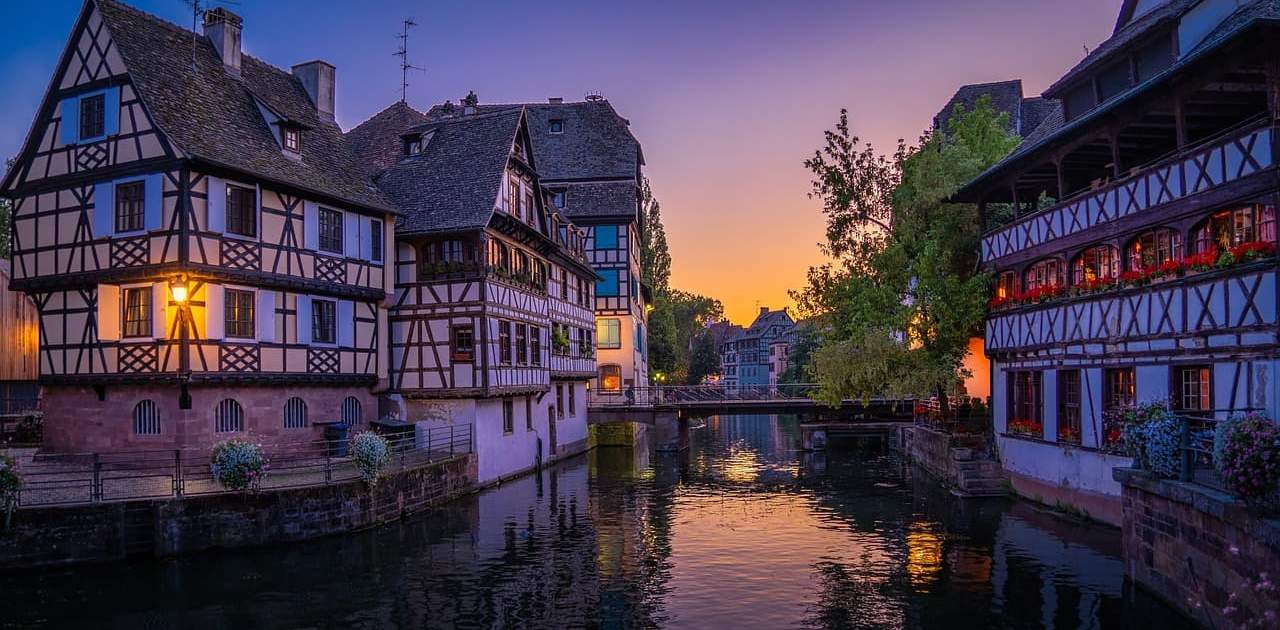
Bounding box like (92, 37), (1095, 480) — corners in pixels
(1136, 365), (1169, 405)
(997, 436), (1132, 497)
(473, 396), (542, 485)
(555, 381), (589, 452)
(993, 364), (1008, 433)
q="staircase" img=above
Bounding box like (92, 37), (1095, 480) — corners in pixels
(950, 451), (1007, 498)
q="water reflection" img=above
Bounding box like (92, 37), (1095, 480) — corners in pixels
(3, 414), (1193, 629)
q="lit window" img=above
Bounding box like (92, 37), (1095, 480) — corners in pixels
(1025, 258), (1063, 291)
(122, 287), (152, 338)
(282, 127), (301, 152)
(1105, 368), (1136, 415)
(1177, 366), (1212, 411)
(1194, 205), (1277, 252)
(599, 365), (622, 392)
(597, 318), (621, 349)
(1128, 228), (1183, 269)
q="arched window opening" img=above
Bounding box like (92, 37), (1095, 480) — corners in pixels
(1024, 258), (1064, 292)
(215, 399), (244, 433)
(1072, 245), (1119, 285)
(283, 397), (308, 429)
(1128, 228), (1182, 270)
(341, 396), (362, 426)
(133, 400), (161, 436)
(1193, 205), (1277, 253)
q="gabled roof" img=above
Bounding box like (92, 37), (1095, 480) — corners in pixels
(1046, 0), (1199, 96)
(933, 79), (1060, 138)
(345, 100), (430, 179)
(373, 108), (524, 235)
(93, 0), (394, 212)
(739, 308), (795, 340)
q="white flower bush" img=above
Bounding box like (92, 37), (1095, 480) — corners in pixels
(351, 431), (391, 488)
(209, 439), (267, 491)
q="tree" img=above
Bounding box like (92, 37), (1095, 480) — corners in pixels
(687, 330), (720, 385)
(0, 159), (12, 259)
(778, 322), (820, 384)
(794, 96), (1019, 405)
(639, 177), (672, 292)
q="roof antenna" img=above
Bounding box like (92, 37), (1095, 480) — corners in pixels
(394, 18), (426, 103)
(184, 0), (204, 72)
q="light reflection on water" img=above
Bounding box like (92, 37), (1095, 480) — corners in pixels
(3, 414), (1195, 629)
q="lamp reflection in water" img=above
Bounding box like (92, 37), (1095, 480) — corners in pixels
(905, 522), (944, 587)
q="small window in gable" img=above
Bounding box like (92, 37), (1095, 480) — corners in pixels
(282, 127), (301, 153)
(405, 135), (422, 155)
(79, 93), (105, 141)
(553, 191), (566, 209)
(549, 119), (564, 134)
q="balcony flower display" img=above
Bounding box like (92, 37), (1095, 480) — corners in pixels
(1119, 267), (1153, 288)
(1230, 240), (1277, 263)
(1213, 411), (1280, 504)
(1183, 246), (1219, 273)
(1058, 425), (1082, 445)
(210, 439), (267, 492)
(1154, 259), (1183, 280)
(1008, 418), (1043, 438)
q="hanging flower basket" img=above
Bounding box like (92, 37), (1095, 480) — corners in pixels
(209, 439), (267, 492)
(351, 431), (392, 488)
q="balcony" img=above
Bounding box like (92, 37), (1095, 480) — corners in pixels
(981, 120), (1275, 264)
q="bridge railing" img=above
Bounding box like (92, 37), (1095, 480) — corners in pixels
(588, 384), (820, 408)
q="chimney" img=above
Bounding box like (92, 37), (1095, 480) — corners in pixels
(202, 7), (243, 76)
(292, 61), (336, 122)
(462, 90), (479, 115)
(548, 97), (563, 104)
(760, 306), (769, 316)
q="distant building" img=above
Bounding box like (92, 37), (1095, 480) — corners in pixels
(933, 79), (1056, 138)
(721, 308), (794, 387)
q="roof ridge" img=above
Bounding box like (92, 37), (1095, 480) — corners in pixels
(346, 100), (426, 135)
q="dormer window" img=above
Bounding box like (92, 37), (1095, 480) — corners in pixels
(549, 119), (564, 134)
(406, 136), (422, 155)
(282, 127), (301, 153)
(552, 191), (566, 209)
(79, 93), (105, 140)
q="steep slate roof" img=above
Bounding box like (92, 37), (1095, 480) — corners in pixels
(934, 80), (1061, 139)
(95, 0), (395, 212)
(345, 101), (430, 179)
(374, 108), (523, 235)
(739, 309), (795, 340)
(1046, 0), (1200, 96)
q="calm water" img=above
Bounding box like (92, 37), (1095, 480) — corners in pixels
(4, 415), (1194, 629)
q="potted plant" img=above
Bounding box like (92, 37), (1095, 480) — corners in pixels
(552, 329), (571, 355)
(351, 431), (392, 488)
(1214, 411), (1280, 506)
(0, 453), (21, 528)
(209, 439), (267, 492)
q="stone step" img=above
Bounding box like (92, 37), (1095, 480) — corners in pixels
(960, 477), (1007, 493)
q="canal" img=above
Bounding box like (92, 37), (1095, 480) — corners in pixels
(4, 415), (1194, 629)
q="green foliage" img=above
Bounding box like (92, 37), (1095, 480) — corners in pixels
(648, 289), (725, 383)
(639, 177), (672, 293)
(0, 198), (10, 259)
(687, 330), (721, 385)
(796, 96), (1018, 403)
(778, 322), (820, 384)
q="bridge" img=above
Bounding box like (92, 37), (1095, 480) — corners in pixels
(586, 384), (915, 423)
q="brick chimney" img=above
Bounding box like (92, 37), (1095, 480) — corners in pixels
(202, 7), (242, 77)
(292, 61), (336, 122)
(548, 97), (564, 104)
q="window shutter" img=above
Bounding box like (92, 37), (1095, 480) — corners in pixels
(152, 283), (168, 339)
(205, 284), (224, 340)
(207, 177), (226, 233)
(93, 181), (115, 238)
(96, 284), (121, 342)
(103, 87), (121, 137)
(256, 290), (276, 342)
(360, 220), (373, 261)
(144, 173), (163, 231)
(303, 202), (319, 250)
(344, 212), (360, 258)
(59, 97), (79, 145)
(296, 295), (312, 345)
(337, 300), (355, 347)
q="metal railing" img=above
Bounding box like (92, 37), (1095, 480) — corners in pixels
(588, 383), (821, 408)
(4, 423), (472, 509)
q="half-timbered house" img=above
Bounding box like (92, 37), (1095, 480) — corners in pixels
(955, 0), (1280, 523)
(1, 1), (395, 453)
(349, 104), (597, 484)
(426, 98), (651, 395)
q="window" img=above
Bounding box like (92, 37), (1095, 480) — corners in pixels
(282, 127), (301, 152)
(1105, 368), (1136, 415)
(595, 225), (618, 249)
(508, 179), (522, 219)
(1025, 258), (1063, 291)
(319, 207), (344, 253)
(549, 119), (564, 134)
(133, 400), (161, 436)
(1073, 245), (1119, 285)
(524, 192), (535, 225)
(552, 191), (566, 208)
(226, 184), (257, 238)
(115, 181), (145, 233)
(342, 396), (362, 426)
(122, 287), (152, 338)
(597, 318), (621, 349)
(223, 289), (255, 339)
(1177, 366), (1212, 412)
(370, 219), (384, 263)
(1194, 205), (1277, 252)
(995, 271), (1019, 300)
(79, 93), (105, 140)
(487, 240), (510, 272)
(568, 385), (576, 415)
(579, 328), (592, 356)
(1097, 61), (1131, 103)
(596, 269), (620, 297)
(215, 399), (244, 433)
(556, 385), (565, 419)
(312, 299), (337, 344)
(1058, 370), (1081, 444)
(1128, 228), (1183, 270)
(526, 398), (534, 431)
(599, 365), (622, 392)
(560, 268), (569, 299)
(635, 322), (644, 354)
(578, 277), (590, 306)
(516, 323), (528, 365)
(499, 321), (512, 365)
(452, 324), (475, 362)
(503, 399), (514, 434)
(531, 327), (542, 366)
(283, 397), (307, 429)
(1008, 370), (1043, 435)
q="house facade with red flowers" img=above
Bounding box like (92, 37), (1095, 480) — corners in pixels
(954, 0), (1280, 524)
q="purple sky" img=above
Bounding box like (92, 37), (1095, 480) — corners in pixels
(0, 0), (1122, 324)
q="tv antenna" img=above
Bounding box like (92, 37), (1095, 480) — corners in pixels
(394, 18), (426, 103)
(182, 0), (240, 71)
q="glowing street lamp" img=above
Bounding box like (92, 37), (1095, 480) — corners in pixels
(169, 275), (189, 305)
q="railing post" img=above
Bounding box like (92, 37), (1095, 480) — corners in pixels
(92, 454), (102, 503)
(1180, 415), (1193, 482)
(324, 452), (332, 484)
(174, 449), (184, 498)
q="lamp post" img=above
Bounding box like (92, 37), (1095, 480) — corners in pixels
(170, 275), (192, 409)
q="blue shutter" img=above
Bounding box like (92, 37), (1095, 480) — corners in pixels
(360, 220), (374, 261)
(296, 295), (312, 345)
(103, 87), (120, 137)
(303, 202), (319, 250)
(596, 269), (619, 297)
(595, 225), (618, 249)
(93, 181), (115, 238)
(256, 291), (276, 342)
(143, 173), (163, 231)
(337, 300), (355, 347)
(206, 177), (226, 233)
(59, 97), (79, 145)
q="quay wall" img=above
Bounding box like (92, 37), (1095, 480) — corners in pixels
(1116, 468), (1280, 628)
(0, 454), (476, 569)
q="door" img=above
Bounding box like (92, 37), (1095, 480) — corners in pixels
(548, 405), (558, 457)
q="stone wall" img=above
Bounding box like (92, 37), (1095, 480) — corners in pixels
(1116, 468), (1280, 628)
(0, 453), (475, 569)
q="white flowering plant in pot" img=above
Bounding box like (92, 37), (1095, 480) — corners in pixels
(209, 439), (267, 492)
(351, 431), (392, 488)
(0, 453), (21, 527)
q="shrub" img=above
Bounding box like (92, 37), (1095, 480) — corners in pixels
(1214, 412), (1280, 503)
(209, 439), (266, 492)
(0, 454), (21, 500)
(1118, 401), (1176, 470)
(1140, 414), (1182, 478)
(351, 431), (392, 488)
